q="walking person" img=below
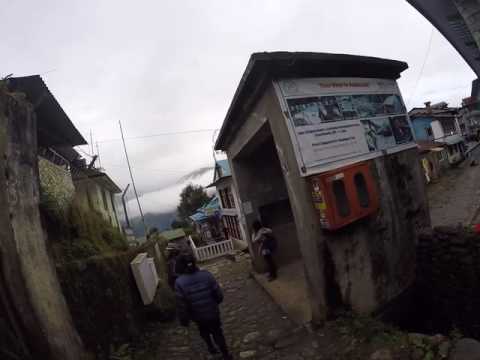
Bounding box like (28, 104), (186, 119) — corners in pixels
(252, 220), (277, 281)
(174, 253), (232, 360)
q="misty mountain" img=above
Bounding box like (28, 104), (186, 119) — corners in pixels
(177, 166), (213, 184)
(129, 211), (177, 237)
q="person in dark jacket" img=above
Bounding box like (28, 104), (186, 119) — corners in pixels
(175, 253), (232, 359)
(252, 220), (277, 281)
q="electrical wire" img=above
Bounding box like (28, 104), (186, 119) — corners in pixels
(407, 27), (435, 107)
(96, 128), (218, 144)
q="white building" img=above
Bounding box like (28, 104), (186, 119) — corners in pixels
(208, 159), (248, 250)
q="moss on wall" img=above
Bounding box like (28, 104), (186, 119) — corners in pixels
(43, 202), (128, 264)
(38, 156), (75, 217)
(55, 239), (174, 359)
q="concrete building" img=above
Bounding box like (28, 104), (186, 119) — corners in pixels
(72, 166), (122, 228)
(409, 102), (466, 165)
(215, 52), (430, 324)
(208, 159), (248, 250)
(418, 141), (450, 183)
(458, 79), (480, 140)
(407, 0), (480, 77)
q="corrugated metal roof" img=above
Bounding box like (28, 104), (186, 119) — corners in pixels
(161, 229), (186, 241)
(72, 167), (122, 193)
(8, 75), (87, 147)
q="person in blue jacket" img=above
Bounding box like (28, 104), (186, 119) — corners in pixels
(175, 253), (232, 359)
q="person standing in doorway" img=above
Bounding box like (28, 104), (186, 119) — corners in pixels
(252, 220), (277, 281)
(175, 253), (232, 360)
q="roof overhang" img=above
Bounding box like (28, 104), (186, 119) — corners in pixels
(407, 0), (480, 76)
(215, 52), (408, 150)
(8, 75), (87, 147)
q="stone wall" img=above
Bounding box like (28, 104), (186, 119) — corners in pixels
(0, 86), (89, 359)
(56, 239), (174, 359)
(416, 226), (480, 337)
(39, 156), (75, 216)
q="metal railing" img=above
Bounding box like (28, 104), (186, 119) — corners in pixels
(188, 236), (234, 262)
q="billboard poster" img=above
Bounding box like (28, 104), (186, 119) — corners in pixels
(274, 78), (415, 176)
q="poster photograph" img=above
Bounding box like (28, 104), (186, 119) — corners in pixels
(275, 77), (416, 175)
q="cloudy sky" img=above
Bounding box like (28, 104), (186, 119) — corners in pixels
(2, 0), (476, 217)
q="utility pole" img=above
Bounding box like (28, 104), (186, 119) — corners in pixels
(89, 130), (94, 155)
(96, 142), (102, 169)
(119, 120), (147, 236)
(121, 184), (131, 228)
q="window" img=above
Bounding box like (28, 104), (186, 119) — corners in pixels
(219, 187), (235, 208)
(102, 189), (108, 211)
(219, 189), (227, 208)
(426, 127), (433, 137)
(354, 173), (370, 208)
(223, 215), (242, 240)
(226, 187), (235, 208)
(332, 179), (350, 218)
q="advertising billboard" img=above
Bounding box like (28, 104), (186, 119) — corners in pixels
(274, 77), (416, 176)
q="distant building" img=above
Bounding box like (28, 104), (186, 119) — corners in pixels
(72, 166), (122, 229)
(409, 102), (466, 165)
(208, 159), (248, 250)
(9, 75), (123, 228)
(417, 141), (449, 184)
(189, 196), (223, 244)
(160, 228), (188, 247)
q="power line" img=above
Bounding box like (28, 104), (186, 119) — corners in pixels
(119, 120), (146, 234)
(407, 27), (435, 107)
(96, 128), (218, 144)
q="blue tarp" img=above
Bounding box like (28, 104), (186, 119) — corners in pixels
(189, 196), (221, 223)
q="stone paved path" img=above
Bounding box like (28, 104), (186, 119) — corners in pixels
(135, 253), (323, 360)
(427, 145), (480, 227)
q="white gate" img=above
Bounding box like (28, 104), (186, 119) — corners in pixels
(189, 236), (234, 262)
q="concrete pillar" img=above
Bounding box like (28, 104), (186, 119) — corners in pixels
(0, 93), (89, 359)
(264, 86), (329, 324)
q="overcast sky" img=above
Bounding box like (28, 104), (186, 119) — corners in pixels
(1, 0), (476, 217)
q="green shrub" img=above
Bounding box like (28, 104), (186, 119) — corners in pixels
(44, 203), (129, 263)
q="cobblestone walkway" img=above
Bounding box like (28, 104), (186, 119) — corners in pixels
(427, 147), (480, 227)
(135, 253), (323, 360)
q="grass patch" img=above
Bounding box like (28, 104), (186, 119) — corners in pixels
(43, 203), (129, 263)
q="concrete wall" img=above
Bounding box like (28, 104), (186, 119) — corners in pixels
(324, 149), (430, 314)
(225, 82), (430, 323)
(0, 92), (88, 359)
(230, 134), (302, 267)
(56, 239), (174, 358)
(74, 179), (120, 229)
(226, 85), (328, 322)
(411, 117), (434, 141)
(416, 226), (480, 337)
